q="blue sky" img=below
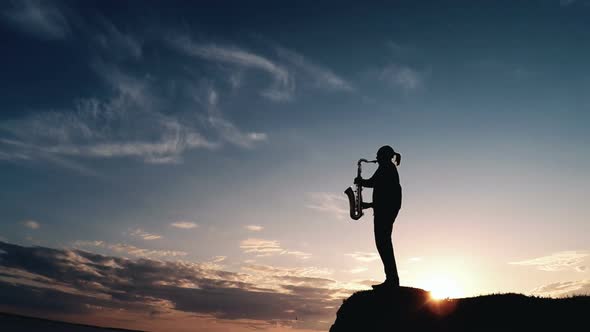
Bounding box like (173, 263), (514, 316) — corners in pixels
(1, 1), (589, 331)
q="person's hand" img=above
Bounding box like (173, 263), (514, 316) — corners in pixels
(354, 176), (361, 185)
(361, 202), (373, 209)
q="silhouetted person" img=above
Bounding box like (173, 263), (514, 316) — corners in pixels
(355, 145), (402, 289)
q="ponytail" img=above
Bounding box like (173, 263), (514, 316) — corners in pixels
(393, 152), (401, 166)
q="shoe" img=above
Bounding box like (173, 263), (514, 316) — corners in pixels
(371, 278), (399, 290)
(371, 281), (389, 289)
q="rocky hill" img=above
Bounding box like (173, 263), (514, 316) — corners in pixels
(330, 286), (589, 332)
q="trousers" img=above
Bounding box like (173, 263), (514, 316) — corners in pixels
(374, 210), (399, 283)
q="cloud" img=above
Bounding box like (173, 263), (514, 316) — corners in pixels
(206, 89), (268, 148)
(171, 36), (354, 102)
(211, 256), (226, 263)
(348, 267), (368, 274)
(0, 23), (359, 176)
(171, 36), (294, 102)
(245, 225), (264, 232)
(0, 241), (347, 330)
(379, 64), (423, 91)
(531, 279), (590, 297)
(1, 0), (70, 40)
(306, 192), (349, 220)
(2, 27), (354, 171)
(21, 220), (40, 230)
(240, 239), (283, 256)
(285, 251), (312, 260)
(130, 229), (162, 240)
(276, 47), (353, 92)
(0, 139), (102, 175)
(345, 252), (380, 262)
(240, 239), (311, 259)
(239, 264), (335, 290)
(385, 41), (417, 59)
(0, 64), (219, 167)
(95, 18), (142, 59)
(509, 251), (589, 272)
(170, 221), (198, 229)
(74, 241), (186, 259)
(1, 28), (272, 170)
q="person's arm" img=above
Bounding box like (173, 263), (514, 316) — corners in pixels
(361, 176), (375, 188)
(354, 173), (376, 188)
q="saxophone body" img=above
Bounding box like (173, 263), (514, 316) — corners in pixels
(344, 159), (375, 220)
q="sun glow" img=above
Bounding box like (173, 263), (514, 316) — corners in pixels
(420, 275), (464, 300)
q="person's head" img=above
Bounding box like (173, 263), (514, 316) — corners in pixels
(376, 145), (401, 166)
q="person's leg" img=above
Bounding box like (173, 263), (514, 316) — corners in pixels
(374, 212), (399, 286)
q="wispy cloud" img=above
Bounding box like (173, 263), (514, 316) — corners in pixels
(95, 18), (142, 59)
(130, 229), (162, 240)
(531, 279), (590, 297)
(379, 64), (423, 91)
(171, 35), (354, 102)
(240, 238), (283, 256)
(0, 140), (102, 176)
(74, 240), (186, 259)
(170, 221), (198, 229)
(1, 26), (276, 170)
(0, 64), (219, 166)
(171, 36), (294, 101)
(206, 89), (268, 148)
(276, 47), (354, 92)
(1, 27), (355, 172)
(240, 263), (334, 287)
(21, 220), (40, 230)
(240, 238), (311, 259)
(509, 251), (589, 272)
(345, 252), (380, 262)
(306, 192), (349, 220)
(373, 40), (426, 92)
(385, 41), (417, 59)
(348, 267), (368, 274)
(245, 225), (264, 232)
(285, 251), (312, 260)
(1, 0), (70, 40)
(211, 256), (227, 263)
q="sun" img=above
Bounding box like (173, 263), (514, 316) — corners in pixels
(420, 275), (464, 300)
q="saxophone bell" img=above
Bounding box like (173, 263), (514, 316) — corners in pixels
(345, 186), (362, 220)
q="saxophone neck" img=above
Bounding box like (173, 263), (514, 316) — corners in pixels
(358, 158), (377, 165)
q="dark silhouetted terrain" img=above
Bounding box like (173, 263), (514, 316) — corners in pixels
(330, 287), (590, 332)
(0, 312), (145, 332)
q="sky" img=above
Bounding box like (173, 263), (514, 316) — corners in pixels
(0, 0), (589, 331)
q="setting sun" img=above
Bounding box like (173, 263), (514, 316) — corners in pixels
(420, 275), (464, 300)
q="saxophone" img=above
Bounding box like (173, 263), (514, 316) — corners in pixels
(344, 159), (376, 220)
